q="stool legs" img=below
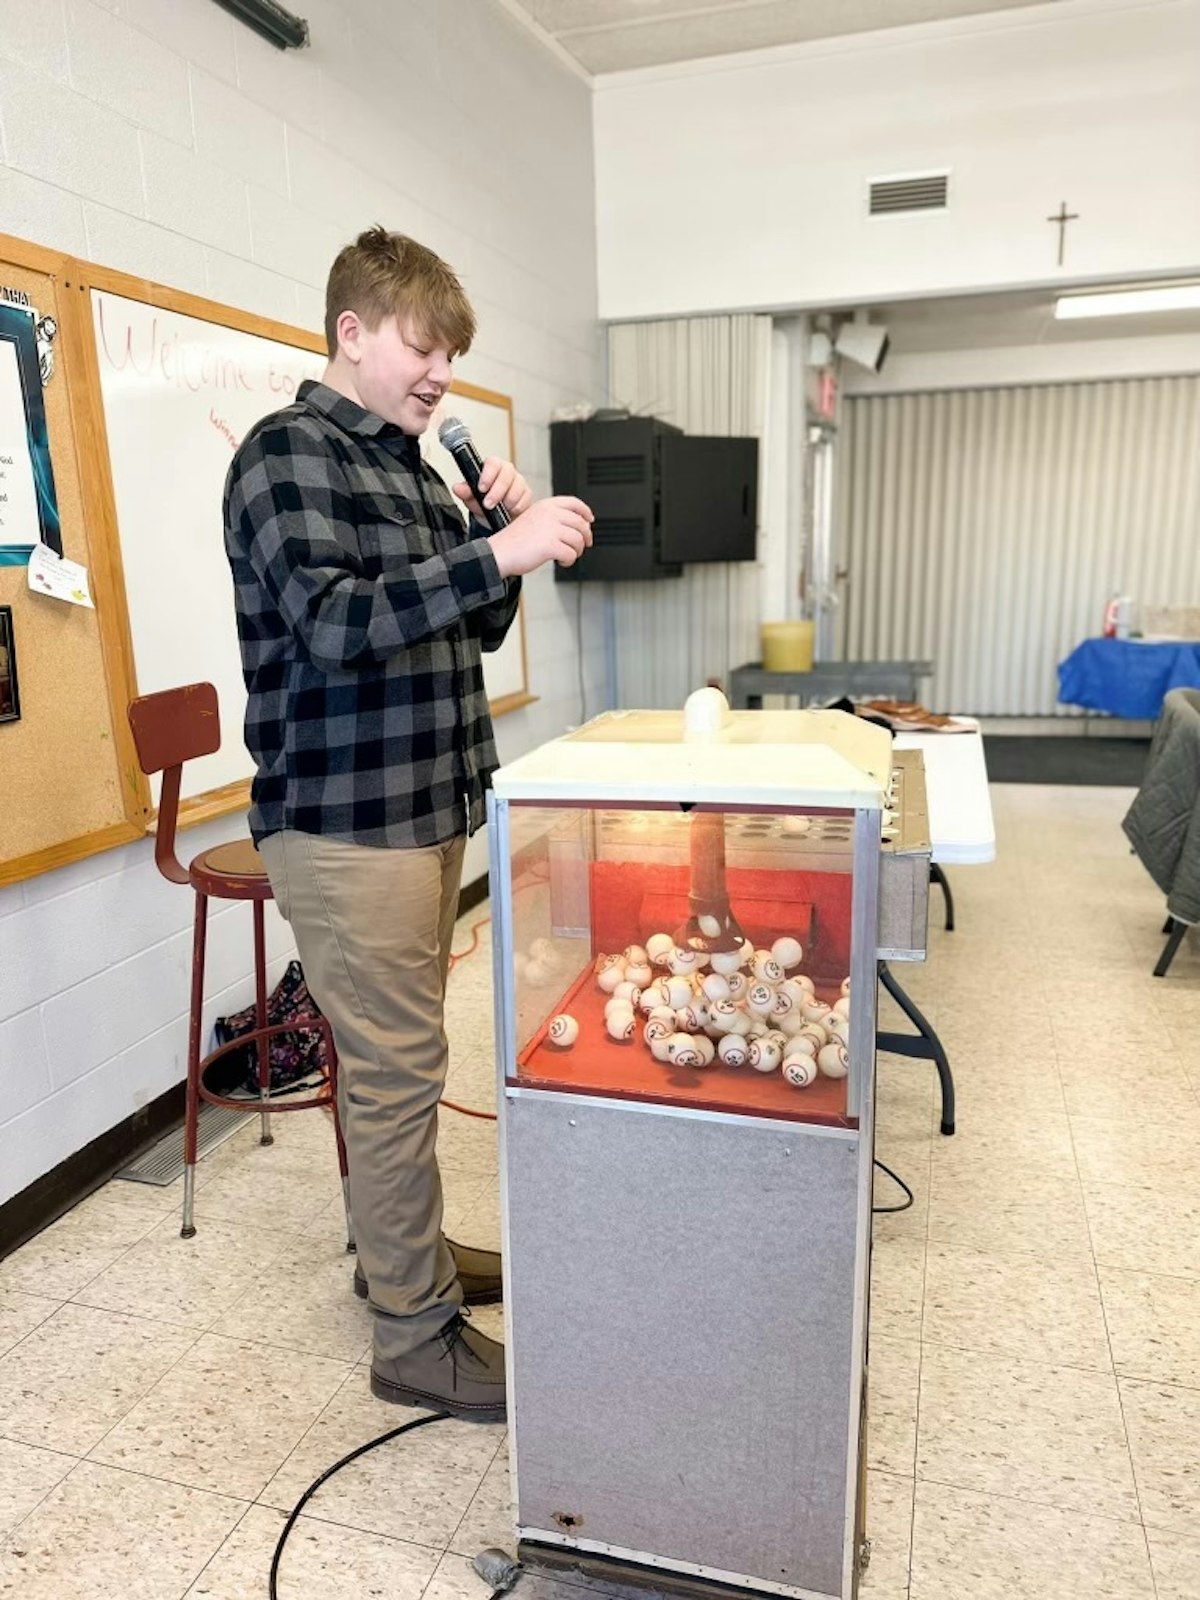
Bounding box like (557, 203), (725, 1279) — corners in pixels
(182, 891), (209, 1239)
(325, 1032), (356, 1253)
(253, 901), (273, 1146)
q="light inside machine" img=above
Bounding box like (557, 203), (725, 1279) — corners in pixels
(507, 799), (856, 1125)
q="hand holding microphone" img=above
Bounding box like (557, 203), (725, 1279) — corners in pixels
(438, 415), (593, 575)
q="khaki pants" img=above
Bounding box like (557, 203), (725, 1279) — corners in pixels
(259, 829), (468, 1361)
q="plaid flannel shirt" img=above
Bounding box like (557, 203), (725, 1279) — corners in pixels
(224, 380), (520, 849)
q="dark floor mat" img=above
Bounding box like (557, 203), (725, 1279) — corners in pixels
(983, 735), (1150, 786)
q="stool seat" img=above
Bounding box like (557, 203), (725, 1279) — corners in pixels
(189, 837), (272, 899)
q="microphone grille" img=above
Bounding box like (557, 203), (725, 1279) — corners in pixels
(437, 415), (469, 451)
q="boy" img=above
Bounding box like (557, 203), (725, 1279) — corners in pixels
(224, 227), (593, 1420)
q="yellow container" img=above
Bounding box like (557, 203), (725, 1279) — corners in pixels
(761, 621), (814, 673)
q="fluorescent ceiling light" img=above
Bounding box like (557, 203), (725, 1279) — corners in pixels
(1055, 284), (1200, 320)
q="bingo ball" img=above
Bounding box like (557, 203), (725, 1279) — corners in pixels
(764, 1029), (789, 1052)
(702, 972), (732, 1003)
(771, 936), (804, 971)
(667, 1033), (703, 1067)
(626, 962), (653, 989)
(772, 989), (796, 1019)
(646, 933), (675, 967)
(799, 1023), (829, 1050)
(594, 952), (618, 974)
(649, 1033), (673, 1062)
(751, 951), (785, 984)
(665, 976), (694, 1010)
(675, 1003), (707, 1033)
(605, 1008), (636, 1042)
(828, 1017), (849, 1045)
(746, 982), (776, 1016)
(730, 1010), (755, 1037)
(718, 1034), (749, 1067)
(802, 998), (832, 1024)
(726, 972), (749, 1000)
(790, 974), (817, 998)
(747, 1037), (782, 1073)
(614, 980), (641, 1005)
(840, 976), (851, 997)
(670, 946), (701, 974)
(643, 979), (673, 1012)
(707, 998), (741, 1034)
(832, 996), (851, 1021)
(781, 815), (811, 837)
(547, 1014), (578, 1048)
(786, 1033), (818, 1057)
(709, 949), (743, 976)
(597, 963), (626, 994)
(605, 995), (634, 1021)
(623, 943), (649, 968)
(698, 914), (721, 937)
(643, 1016), (672, 1045)
(692, 1035), (717, 1067)
(818, 1043), (849, 1079)
(777, 1009), (804, 1037)
(782, 1055), (818, 1089)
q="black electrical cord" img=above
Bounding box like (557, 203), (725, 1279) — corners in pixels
(269, 1409), (449, 1599)
(872, 1158), (914, 1214)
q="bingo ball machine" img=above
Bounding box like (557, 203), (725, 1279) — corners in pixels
(487, 693), (917, 1600)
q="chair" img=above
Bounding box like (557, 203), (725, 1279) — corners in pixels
(127, 682), (353, 1246)
(1123, 687), (1200, 977)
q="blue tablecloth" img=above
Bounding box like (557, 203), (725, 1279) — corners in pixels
(1058, 637), (1200, 719)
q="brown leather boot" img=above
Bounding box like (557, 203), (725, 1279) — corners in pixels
(354, 1239), (502, 1306)
(370, 1312), (506, 1421)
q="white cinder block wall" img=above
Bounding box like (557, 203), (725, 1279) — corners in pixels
(0, 0), (604, 1208)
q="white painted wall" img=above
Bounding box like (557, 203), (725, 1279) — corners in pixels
(593, 0), (1200, 321)
(0, 0), (602, 1208)
(843, 330), (1200, 393)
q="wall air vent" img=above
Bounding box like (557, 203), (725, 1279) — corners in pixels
(869, 172), (950, 215)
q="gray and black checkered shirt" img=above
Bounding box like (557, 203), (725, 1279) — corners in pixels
(224, 380), (520, 849)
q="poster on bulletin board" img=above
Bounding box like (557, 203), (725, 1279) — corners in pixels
(0, 298), (62, 565)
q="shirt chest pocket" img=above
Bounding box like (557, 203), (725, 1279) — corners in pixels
(356, 492), (437, 574)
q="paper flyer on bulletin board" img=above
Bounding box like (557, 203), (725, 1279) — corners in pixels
(0, 301), (61, 566)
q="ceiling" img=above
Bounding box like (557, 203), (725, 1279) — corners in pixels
(854, 287), (1200, 354)
(507, 0), (1068, 76)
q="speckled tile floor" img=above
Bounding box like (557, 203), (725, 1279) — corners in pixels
(1, 783), (1198, 1599)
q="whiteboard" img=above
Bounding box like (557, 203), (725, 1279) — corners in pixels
(90, 289), (528, 808)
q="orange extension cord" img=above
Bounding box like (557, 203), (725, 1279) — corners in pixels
(440, 915), (497, 1123)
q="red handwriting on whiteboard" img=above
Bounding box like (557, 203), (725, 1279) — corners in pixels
(210, 410), (239, 450)
(97, 299), (255, 394)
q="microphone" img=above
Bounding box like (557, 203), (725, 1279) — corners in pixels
(437, 416), (512, 533)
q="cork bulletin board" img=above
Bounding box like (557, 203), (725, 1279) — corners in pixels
(0, 233), (143, 886)
(0, 230), (533, 885)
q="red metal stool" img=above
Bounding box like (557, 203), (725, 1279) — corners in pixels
(127, 682), (353, 1247)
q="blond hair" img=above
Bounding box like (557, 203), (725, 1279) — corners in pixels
(324, 226), (475, 359)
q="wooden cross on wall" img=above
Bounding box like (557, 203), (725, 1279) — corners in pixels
(1047, 201), (1079, 266)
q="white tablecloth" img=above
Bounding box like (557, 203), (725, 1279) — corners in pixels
(893, 729), (996, 866)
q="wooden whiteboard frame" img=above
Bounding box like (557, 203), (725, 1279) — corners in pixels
(73, 267), (532, 833)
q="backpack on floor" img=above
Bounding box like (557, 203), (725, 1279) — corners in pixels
(208, 960), (330, 1097)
